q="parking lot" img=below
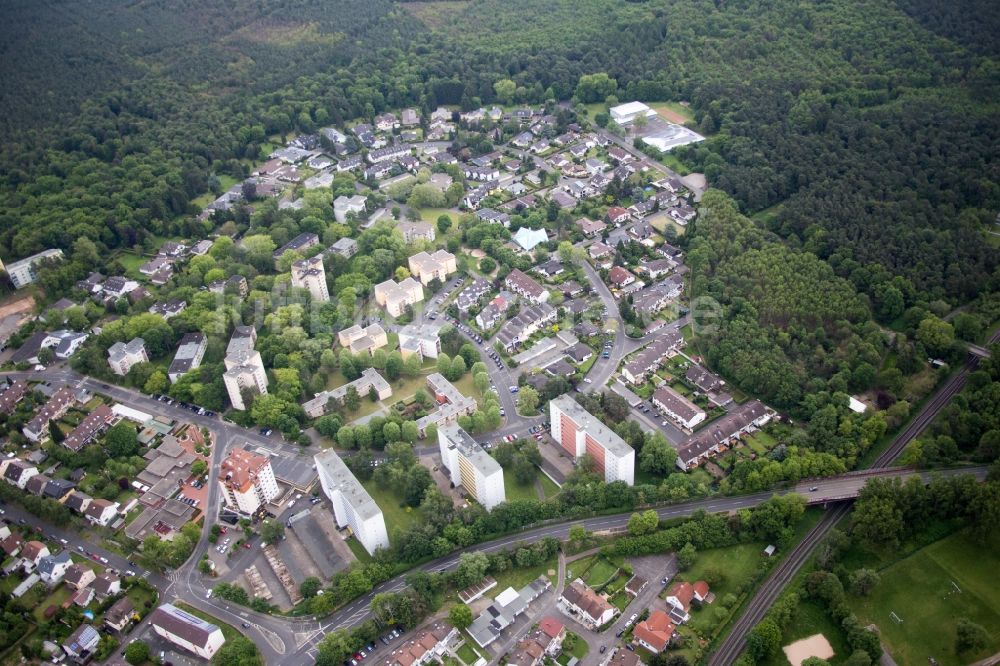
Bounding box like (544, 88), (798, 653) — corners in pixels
(212, 503), (355, 611)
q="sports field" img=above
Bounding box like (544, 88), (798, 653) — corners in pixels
(848, 529), (1000, 665)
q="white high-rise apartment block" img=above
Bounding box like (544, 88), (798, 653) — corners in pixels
(550, 394), (635, 485)
(223, 326), (268, 411)
(291, 255), (329, 303)
(438, 424), (506, 511)
(218, 448), (280, 515)
(107, 338), (147, 376)
(314, 449), (389, 555)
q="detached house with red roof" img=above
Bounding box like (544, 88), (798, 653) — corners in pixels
(606, 206), (630, 226)
(633, 609), (676, 653)
(665, 580), (711, 624)
(608, 266), (637, 288)
(560, 579), (616, 628)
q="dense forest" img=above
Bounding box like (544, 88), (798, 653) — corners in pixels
(0, 0), (997, 299)
(1, 0), (997, 307)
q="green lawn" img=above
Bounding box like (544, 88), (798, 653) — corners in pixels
(33, 584), (74, 621)
(451, 372), (484, 404)
(659, 153), (692, 176)
(563, 631), (590, 661)
(848, 529), (1000, 665)
(175, 602), (259, 656)
(503, 473), (540, 502)
(191, 176), (239, 209)
(345, 536), (374, 564)
(680, 542), (768, 636)
(116, 251), (146, 279)
(455, 641), (481, 665)
(651, 101), (695, 124)
(490, 555), (556, 592)
(361, 479), (425, 542)
(583, 558), (619, 589)
(539, 474), (561, 499)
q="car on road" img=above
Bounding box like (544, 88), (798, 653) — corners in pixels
(259, 428), (272, 436)
(242, 622), (251, 628)
(584, 378), (592, 383)
(809, 486), (818, 491)
(600, 646), (607, 653)
(661, 421), (669, 427)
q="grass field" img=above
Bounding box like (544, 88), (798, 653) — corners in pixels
(503, 473), (540, 502)
(491, 555), (556, 592)
(175, 601), (261, 659)
(191, 175), (239, 209)
(652, 102), (695, 124)
(539, 474), (561, 498)
(659, 152), (692, 176)
(583, 558), (619, 588)
(455, 640), (481, 665)
(361, 479), (425, 541)
(848, 529), (1000, 665)
(682, 541), (783, 639)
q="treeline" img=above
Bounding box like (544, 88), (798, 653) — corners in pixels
(742, 472), (1000, 665)
(313, 538), (561, 665)
(4, 0), (997, 308)
(902, 346), (1000, 467)
(611, 494), (807, 557)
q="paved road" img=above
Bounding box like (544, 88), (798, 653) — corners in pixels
(706, 335), (999, 665)
(3, 364), (985, 665)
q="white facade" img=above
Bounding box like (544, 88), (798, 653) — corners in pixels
(374, 277), (424, 317)
(610, 101), (656, 125)
(4, 249), (64, 289)
(550, 395), (634, 485)
(223, 327), (268, 411)
(315, 449), (389, 555)
(223, 351), (268, 411)
(438, 424), (506, 511)
(291, 255), (329, 302)
(333, 195), (367, 223)
(219, 448), (280, 515)
(149, 603), (226, 660)
(398, 323), (442, 360)
(107, 338), (148, 376)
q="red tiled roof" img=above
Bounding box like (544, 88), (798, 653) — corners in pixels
(539, 616), (564, 638)
(634, 610), (674, 652)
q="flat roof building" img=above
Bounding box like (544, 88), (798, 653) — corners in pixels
(398, 322), (442, 361)
(374, 277), (424, 317)
(4, 249), (64, 289)
(219, 448), (280, 516)
(610, 101), (656, 125)
(439, 424), (506, 511)
(407, 250), (457, 286)
(107, 338), (148, 376)
(314, 449), (389, 555)
(302, 367), (392, 418)
(549, 394), (634, 485)
(415, 373), (477, 436)
(168, 332), (207, 383)
(291, 255), (329, 303)
(338, 323), (388, 356)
